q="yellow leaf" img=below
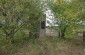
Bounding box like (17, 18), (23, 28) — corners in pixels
(56, 0), (62, 5)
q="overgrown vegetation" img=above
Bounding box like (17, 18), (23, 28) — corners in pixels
(0, 0), (44, 43)
(48, 0), (85, 39)
(0, 0), (85, 55)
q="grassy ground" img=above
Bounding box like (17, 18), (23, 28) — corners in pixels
(0, 32), (84, 55)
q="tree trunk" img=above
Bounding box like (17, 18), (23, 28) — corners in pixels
(83, 31), (85, 42)
(29, 31), (39, 39)
(59, 25), (68, 39)
(5, 31), (14, 43)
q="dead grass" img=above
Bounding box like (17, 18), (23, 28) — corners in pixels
(0, 36), (84, 55)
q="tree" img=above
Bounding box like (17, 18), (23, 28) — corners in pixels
(0, 0), (29, 43)
(48, 0), (82, 38)
(26, 0), (44, 38)
(0, 0), (44, 43)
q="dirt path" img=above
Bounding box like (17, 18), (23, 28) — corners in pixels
(46, 28), (58, 36)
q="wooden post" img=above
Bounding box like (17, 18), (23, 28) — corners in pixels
(83, 31), (85, 42)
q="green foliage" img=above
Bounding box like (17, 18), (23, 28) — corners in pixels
(0, 0), (44, 43)
(48, 0), (85, 38)
(26, 0), (44, 38)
